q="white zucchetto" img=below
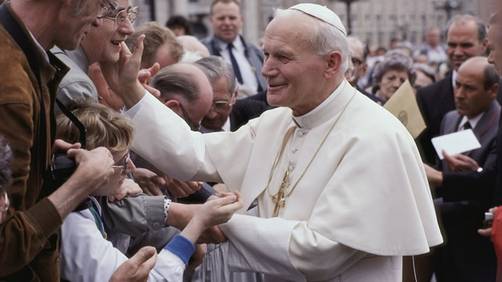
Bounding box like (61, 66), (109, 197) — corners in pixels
(289, 3), (347, 36)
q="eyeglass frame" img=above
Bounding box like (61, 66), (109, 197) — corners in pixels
(112, 152), (131, 175)
(210, 87), (237, 112)
(98, 6), (138, 26)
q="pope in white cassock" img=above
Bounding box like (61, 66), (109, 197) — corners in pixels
(113, 3), (443, 282)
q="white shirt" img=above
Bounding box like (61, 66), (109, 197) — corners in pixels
(60, 208), (188, 282)
(458, 112), (484, 131)
(217, 37), (258, 97)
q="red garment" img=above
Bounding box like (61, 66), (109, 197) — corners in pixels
(491, 207), (502, 282)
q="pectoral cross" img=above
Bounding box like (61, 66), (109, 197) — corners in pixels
(272, 169), (290, 217)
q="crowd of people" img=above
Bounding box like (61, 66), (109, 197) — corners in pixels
(0, 0), (501, 281)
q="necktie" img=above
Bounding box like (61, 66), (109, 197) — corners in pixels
(227, 43), (243, 84)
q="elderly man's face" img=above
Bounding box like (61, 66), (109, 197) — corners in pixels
(454, 59), (496, 118)
(55, 0), (105, 50)
(210, 1), (243, 43)
(82, 0), (135, 64)
(447, 21), (486, 71)
(488, 23), (502, 74)
(262, 15), (330, 115)
(202, 76), (235, 130)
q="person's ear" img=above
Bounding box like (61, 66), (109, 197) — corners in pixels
(489, 83), (499, 99)
(165, 99), (183, 116)
(325, 51), (343, 78)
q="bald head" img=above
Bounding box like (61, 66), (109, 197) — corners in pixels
(151, 63), (213, 130)
(455, 56), (499, 118)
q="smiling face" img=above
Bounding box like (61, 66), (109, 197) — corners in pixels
(261, 13), (338, 116)
(210, 1), (243, 43)
(81, 0), (134, 64)
(446, 20), (486, 71)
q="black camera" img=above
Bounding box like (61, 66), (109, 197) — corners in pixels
(46, 99), (87, 191)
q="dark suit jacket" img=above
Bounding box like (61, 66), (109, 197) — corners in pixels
(417, 75), (502, 164)
(230, 98), (269, 131)
(434, 101), (500, 282)
(439, 101), (500, 205)
(416, 74), (455, 164)
(202, 35), (266, 93)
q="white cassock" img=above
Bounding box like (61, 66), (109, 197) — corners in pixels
(126, 80), (443, 282)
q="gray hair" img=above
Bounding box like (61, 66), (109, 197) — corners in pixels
(150, 65), (200, 102)
(447, 14), (487, 42)
(275, 9), (350, 72)
(194, 56), (237, 94)
(372, 50), (414, 83)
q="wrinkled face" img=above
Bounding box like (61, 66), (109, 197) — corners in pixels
(455, 65), (495, 118)
(210, 2), (243, 43)
(202, 76), (235, 130)
(262, 15), (330, 115)
(487, 24), (502, 74)
(447, 22), (486, 71)
(55, 0), (104, 50)
(349, 49), (366, 84)
(82, 0), (135, 63)
(378, 69), (408, 100)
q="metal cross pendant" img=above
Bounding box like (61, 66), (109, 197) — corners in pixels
(272, 169), (289, 217)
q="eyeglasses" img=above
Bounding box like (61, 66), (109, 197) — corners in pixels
(98, 6), (138, 26)
(112, 152), (131, 175)
(211, 100), (233, 112)
(211, 91), (236, 112)
(351, 57), (364, 67)
(179, 104), (201, 131)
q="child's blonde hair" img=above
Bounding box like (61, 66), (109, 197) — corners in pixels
(56, 102), (133, 154)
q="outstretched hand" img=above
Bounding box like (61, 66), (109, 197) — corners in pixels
(100, 35), (146, 108)
(195, 192), (242, 228)
(110, 246), (157, 282)
(443, 151), (480, 172)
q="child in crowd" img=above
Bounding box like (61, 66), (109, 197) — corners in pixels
(57, 102), (241, 282)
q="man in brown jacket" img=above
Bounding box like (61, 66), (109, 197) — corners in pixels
(0, 0), (118, 281)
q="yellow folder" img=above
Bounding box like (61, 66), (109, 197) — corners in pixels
(383, 80), (426, 138)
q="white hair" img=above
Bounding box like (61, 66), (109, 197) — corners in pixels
(275, 8), (350, 73)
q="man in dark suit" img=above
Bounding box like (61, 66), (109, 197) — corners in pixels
(201, 0), (266, 97)
(425, 57), (500, 282)
(417, 15), (488, 164)
(195, 56), (269, 132)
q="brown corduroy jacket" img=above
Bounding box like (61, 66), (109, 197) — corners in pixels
(0, 3), (68, 281)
